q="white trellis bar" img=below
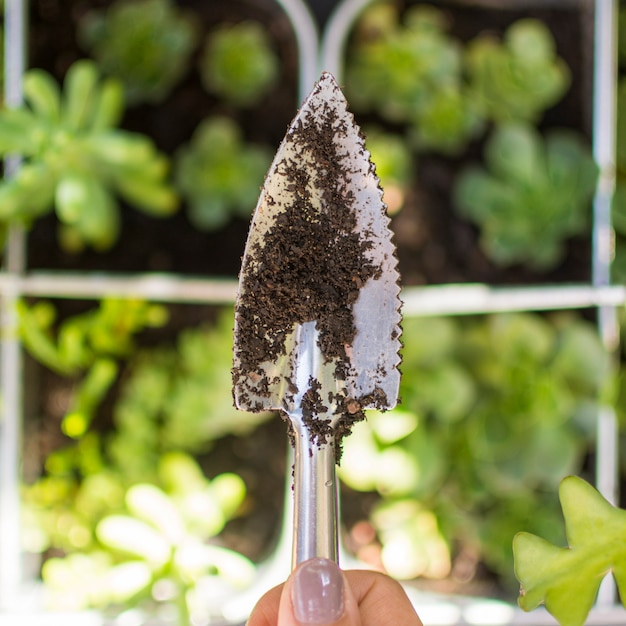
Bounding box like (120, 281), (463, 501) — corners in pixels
(0, 0), (27, 612)
(0, 272), (625, 314)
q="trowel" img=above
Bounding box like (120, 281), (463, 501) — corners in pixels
(232, 72), (402, 568)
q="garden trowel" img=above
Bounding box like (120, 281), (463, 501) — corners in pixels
(232, 72), (401, 568)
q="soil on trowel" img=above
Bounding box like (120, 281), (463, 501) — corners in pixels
(232, 74), (398, 454)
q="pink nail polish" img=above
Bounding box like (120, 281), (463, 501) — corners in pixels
(291, 558), (345, 624)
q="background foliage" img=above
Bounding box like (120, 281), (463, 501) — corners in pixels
(0, 0), (615, 623)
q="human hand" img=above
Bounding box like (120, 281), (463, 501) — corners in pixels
(246, 557), (423, 626)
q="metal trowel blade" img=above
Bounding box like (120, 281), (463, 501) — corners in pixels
(232, 71), (401, 429)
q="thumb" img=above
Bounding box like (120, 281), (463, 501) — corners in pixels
(278, 558), (362, 625)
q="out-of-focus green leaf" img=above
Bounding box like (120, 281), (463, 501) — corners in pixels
(373, 499), (451, 580)
(97, 515), (171, 567)
(126, 484), (185, 545)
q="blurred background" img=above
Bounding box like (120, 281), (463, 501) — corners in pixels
(0, 0), (622, 624)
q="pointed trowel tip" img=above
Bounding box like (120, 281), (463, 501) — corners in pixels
(305, 71), (345, 106)
(318, 70), (338, 84)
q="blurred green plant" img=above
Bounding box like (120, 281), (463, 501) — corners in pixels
(78, 0), (199, 105)
(29, 452), (253, 625)
(466, 18), (570, 123)
(364, 126), (413, 215)
(0, 60), (178, 250)
(345, 4), (483, 155)
(200, 21), (279, 108)
(513, 476), (626, 626)
(109, 310), (271, 483)
(22, 309), (262, 622)
(340, 313), (608, 589)
(174, 116), (272, 230)
(454, 123), (598, 270)
(18, 298), (167, 439)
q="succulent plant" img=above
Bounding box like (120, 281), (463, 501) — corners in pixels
(0, 60), (178, 251)
(454, 123), (598, 270)
(200, 21), (279, 108)
(340, 312), (608, 587)
(78, 0), (199, 105)
(174, 116), (272, 230)
(346, 4), (483, 154)
(34, 453), (253, 624)
(466, 18), (570, 123)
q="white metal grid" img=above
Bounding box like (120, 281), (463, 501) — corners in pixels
(0, 0), (622, 623)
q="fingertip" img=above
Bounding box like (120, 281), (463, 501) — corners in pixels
(289, 558), (345, 624)
(279, 558), (362, 625)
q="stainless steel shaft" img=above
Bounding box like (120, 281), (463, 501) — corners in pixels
(286, 321), (340, 567)
(291, 426), (338, 566)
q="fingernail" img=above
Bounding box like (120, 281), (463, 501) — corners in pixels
(291, 558), (345, 624)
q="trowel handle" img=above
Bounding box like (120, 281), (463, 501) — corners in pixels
(292, 428), (339, 568)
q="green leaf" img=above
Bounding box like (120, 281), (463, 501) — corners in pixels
(126, 484), (185, 544)
(158, 452), (208, 495)
(16, 300), (78, 375)
(0, 108), (44, 154)
(55, 175), (121, 250)
(88, 78), (125, 130)
(96, 515), (171, 567)
(485, 124), (543, 185)
(56, 174), (93, 224)
(63, 60), (100, 131)
(24, 69), (62, 123)
(0, 162), (56, 219)
(114, 174), (178, 215)
(209, 473), (246, 520)
(73, 180), (120, 250)
(369, 409), (418, 445)
(514, 476), (626, 626)
(63, 358), (119, 438)
(87, 130), (157, 167)
(105, 561), (153, 602)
